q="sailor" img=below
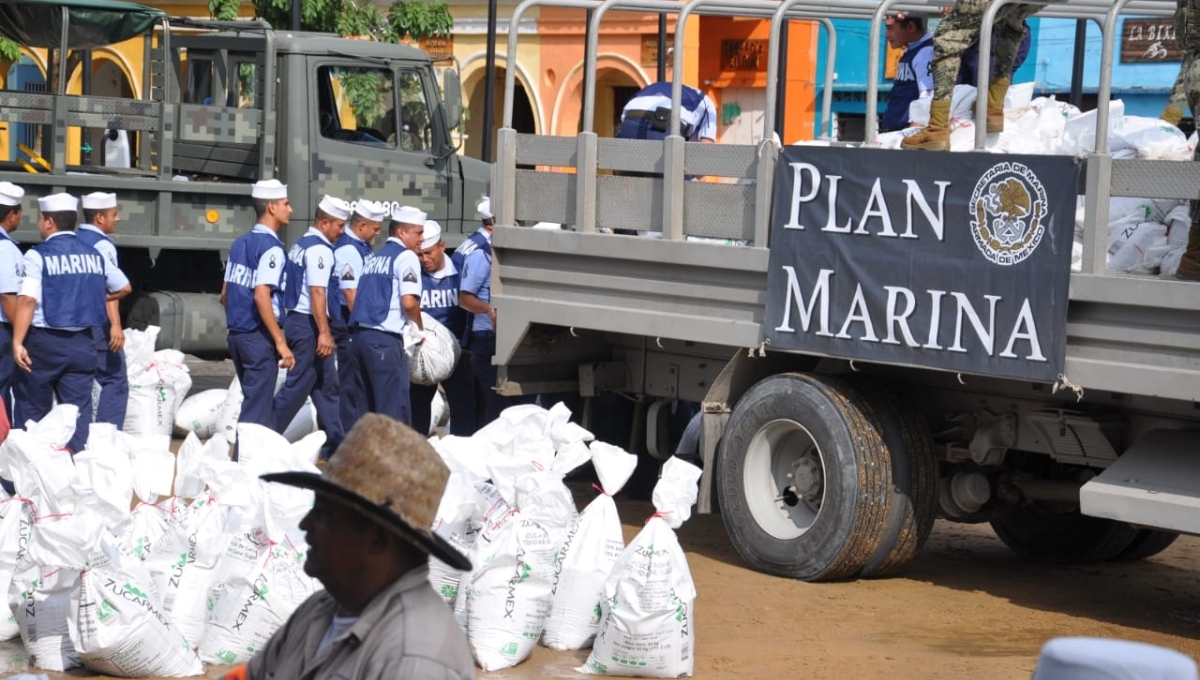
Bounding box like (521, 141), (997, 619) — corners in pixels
(409, 219), (468, 436)
(12, 192), (131, 453)
(222, 179), (295, 442)
(0, 182), (26, 419)
(616, 81), (718, 143)
(273, 195), (350, 459)
(330, 200), (385, 430)
(453, 197), (506, 433)
(77, 191), (130, 429)
(347, 205), (425, 425)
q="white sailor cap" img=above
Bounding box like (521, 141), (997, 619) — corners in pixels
(420, 220), (443, 249)
(477, 196), (494, 220)
(38, 192), (78, 213)
(1032, 637), (1198, 680)
(251, 179), (288, 200)
(392, 205), (427, 226)
(0, 182), (25, 207)
(81, 192), (117, 210)
(354, 199), (388, 222)
(318, 195), (352, 221)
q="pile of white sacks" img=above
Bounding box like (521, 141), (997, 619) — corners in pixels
(868, 83), (1196, 278)
(427, 402), (703, 677)
(3, 394), (703, 678)
(0, 406), (324, 676)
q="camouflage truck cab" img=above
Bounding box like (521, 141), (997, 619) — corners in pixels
(0, 3), (489, 354)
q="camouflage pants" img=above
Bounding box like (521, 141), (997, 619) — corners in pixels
(932, 0), (1041, 100)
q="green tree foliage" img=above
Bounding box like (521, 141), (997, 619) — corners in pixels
(0, 38), (21, 63)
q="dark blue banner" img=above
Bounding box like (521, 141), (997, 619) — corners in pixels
(764, 147), (1080, 382)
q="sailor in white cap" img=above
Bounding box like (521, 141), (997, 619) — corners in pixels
(450, 196), (509, 433)
(1032, 637), (1198, 680)
(0, 182), (26, 419)
(12, 192), (132, 453)
(77, 191), (130, 429)
(346, 205), (425, 425)
(330, 199), (385, 429)
(409, 219), (469, 435)
(222, 179), (295, 454)
(273, 195), (351, 459)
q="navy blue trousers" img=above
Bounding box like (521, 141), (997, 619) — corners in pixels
(349, 328), (411, 427)
(410, 351), (476, 436)
(14, 327), (97, 452)
(227, 328), (279, 429)
(92, 326), (128, 428)
(0, 323), (14, 422)
(330, 317), (359, 432)
(273, 313), (344, 456)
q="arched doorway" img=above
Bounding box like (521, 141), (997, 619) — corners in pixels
(465, 65), (535, 161)
(6, 56), (47, 163)
(595, 68), (642, 137)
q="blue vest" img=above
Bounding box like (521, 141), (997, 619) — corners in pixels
(281, 233), (328, 311)
(349, 240), (407, 329)
(421, 268), (465, 339)
(882, 35), (933, 132)
(74, 227), (110, 252)
(451, 229), (492, 272)
(226, 230), (283, 333)
(330, 233), (374, 323)
(36, 234), (107, 329)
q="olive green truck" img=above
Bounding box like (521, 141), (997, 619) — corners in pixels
(492, 0), (1200, 580)
(0, 0), (489, 355)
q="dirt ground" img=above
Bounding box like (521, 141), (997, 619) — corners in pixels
(5, 506), (1199, 679)
(3, 358), (1198, 678)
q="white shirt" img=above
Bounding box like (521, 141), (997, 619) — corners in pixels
(335, 230), (371, 293)
(0, 231), (21, 324)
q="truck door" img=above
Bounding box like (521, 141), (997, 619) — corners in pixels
(309, 59), (451, 222)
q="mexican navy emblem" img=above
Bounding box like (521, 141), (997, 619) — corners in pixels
(969, 161), (1048, 266)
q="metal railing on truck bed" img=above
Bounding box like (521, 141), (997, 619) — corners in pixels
(493, 0), (1200, 404)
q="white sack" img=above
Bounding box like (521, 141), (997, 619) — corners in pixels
(174, 432), (231, 499)
(125, 327), (193, 437)
(409, 312), (461, 386)
(542, 441), (638, 651)
(129, 435), (176, 503)
(1110, 222), (1169, 274)
(465, 504), (557, 671)
(281, 398), (319, 443)
(581, 458), (703, 678)
(1111, 115), (1192, 160)
(216, 371), (288, 443)
(173, 389), (227, 439)
(11, 564), (81, 671)
(0, 497), (34, 640)
(72, 424), (136, 528)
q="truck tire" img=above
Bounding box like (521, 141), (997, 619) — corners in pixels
(1113, 529), (1179, 561)
(716, 373), (892, 581)
(850, 383), (939, 578)
(990, 505), (1138, 564)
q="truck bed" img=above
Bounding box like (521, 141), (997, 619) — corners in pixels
(493, 132), (1200, 405)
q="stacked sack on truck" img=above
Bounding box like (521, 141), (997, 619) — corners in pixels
(425, 402), (704, 677)
(865, 83), (1195, 278)
(0, 404), (324, 676)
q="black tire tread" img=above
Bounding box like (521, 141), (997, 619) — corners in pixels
(991, 507), (1139, 564)
(1113, 529), (1179, 562)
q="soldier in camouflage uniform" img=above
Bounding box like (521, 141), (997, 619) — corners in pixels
(1160, 55), (1192, 126)
(902, 0), (1040, 150)
(1171, 0), (1200, 279)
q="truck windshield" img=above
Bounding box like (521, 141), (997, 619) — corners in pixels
(317, 64), (397, 148)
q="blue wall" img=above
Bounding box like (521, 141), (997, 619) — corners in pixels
(1033, 17), (1177, 118)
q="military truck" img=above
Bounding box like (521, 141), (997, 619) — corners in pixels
(0, 0), (489, 354)
(492, 0), (1200, 581)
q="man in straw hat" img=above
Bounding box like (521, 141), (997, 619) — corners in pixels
(223, 413), (475, 680)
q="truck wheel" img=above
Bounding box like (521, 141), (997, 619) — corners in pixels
(990, 505), (1138, 564)
(850, 383), (938, 578)
(716, 373), (891, 581)
(1113, 530), (1179, 561)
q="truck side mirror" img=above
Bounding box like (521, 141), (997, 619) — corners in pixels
(442, 70), (463, 131)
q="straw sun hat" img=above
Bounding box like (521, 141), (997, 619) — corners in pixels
(262, 413), (471, 571)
